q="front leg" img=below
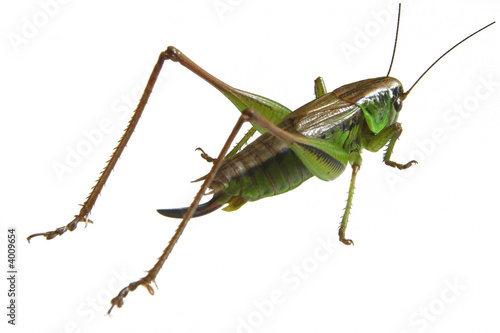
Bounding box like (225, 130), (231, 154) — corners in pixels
(362, 123), (417, 170)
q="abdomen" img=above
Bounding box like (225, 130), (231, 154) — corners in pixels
(211, 132), (313, 211)
(157, 132), (312, 218)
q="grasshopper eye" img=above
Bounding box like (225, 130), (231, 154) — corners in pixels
(394, 98), (403, 112)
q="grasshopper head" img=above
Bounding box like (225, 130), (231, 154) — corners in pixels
(344, 17), (495, 135)
(334, 77), (404, 134)
(364, 5), (495, 136)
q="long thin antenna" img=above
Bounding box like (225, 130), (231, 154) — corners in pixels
(386, 3), (401, 77)
(403, 21), (495, 98)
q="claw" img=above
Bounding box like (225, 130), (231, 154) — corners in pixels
(145, 284), (155, 295)
(402, 160), (418, 169)
(340, 238), (354, 246)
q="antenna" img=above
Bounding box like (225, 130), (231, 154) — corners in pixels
(402, 21), (496, 99)
(386, 3), (401, 77)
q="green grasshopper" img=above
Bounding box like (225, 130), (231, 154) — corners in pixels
(27, 5), (494, 314)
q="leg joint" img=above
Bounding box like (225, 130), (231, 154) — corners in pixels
(241, 107), (256, 120)
(164, 46), (181, 62)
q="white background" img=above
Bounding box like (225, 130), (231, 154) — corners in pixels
(1, 0), (500, 332)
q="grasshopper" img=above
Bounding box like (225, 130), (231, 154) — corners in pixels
(27, 5), (494, 314)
